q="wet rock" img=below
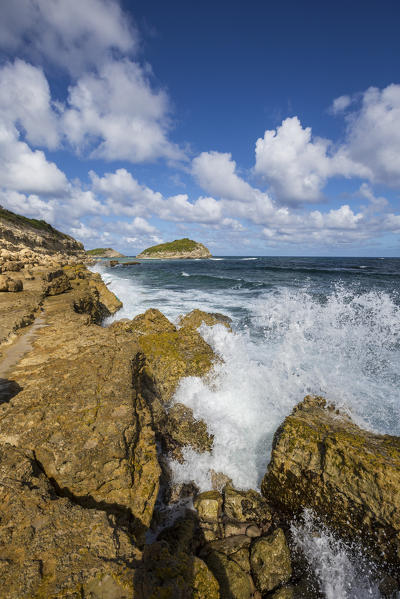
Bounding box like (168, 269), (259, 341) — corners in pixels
(262, 395), (400, 572)
(179, 309), (232, 330)
(210, 469), (233, 492)
(224, 487), (273, 532)
(271, 587), (295, 599)
(164, 402), (214, 461)
(250, 528), (292, 593)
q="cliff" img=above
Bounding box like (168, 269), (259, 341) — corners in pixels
(136, 237), (212, 259)
(0, 206), (85, 261)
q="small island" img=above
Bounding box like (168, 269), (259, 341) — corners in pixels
(86, 248), (125, 258)
(136, 238), (211, 259)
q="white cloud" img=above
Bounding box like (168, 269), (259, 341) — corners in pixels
(331, 95), (352, 114)
(0, 0), (136, 76)
(344, 84), (400, 187)
(0, 123), (67, 194)
(63, 60), (183, 163)
(0, 60), (59, 148)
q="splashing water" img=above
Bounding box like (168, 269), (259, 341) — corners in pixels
(170, 285), (400, 490)
(291, 510), (381, 599)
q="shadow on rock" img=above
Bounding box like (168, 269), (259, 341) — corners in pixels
(0, 377), (22, 404)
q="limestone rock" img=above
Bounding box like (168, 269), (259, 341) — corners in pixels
(179, 309), (232, 330)
(2, 260), (24, 271)
(164, 402), (214, 461)
(0, 274), (23, 292)
(262, 395), (400, 571)
(250, 529), (292, 593)
(0, 293), (160, 547)
(6, 278), (23, 292)
(200, 535), (254, 599)
(0, 443), (138, 599)
(43, 272), (71, 296)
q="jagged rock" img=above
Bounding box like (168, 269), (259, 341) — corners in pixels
(2, 260), (24, 272)
(179, 309), (232, 330)
(0, 444), (139, 598)
(262, 395), (400, 572)
(6, 278), (23, 292)
(271, 588), (295, 599)
(224, 487), (273, 532)
(138, 541), (220, 599)
(43, 272), (71, 296)
(200, 535), (254, 599)
(164, 402), (214, 461)
(0, 291), (160, 547)
(250, 529), (292, 593)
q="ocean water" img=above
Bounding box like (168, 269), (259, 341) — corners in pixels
(93, 255), (400, 597)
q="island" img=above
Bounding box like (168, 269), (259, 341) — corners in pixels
(86, 247), (125, 258)
(136, 237), (211, 259)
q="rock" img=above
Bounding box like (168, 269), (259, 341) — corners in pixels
(2, 260), (24, 271)
(224, 487), (273, 532)
(43, 272), (71, 295)
(110, 259), (118, 267)
(194, 491), (224, 523)
(138, 541), (220, 599)
(210, 469), (233, 492)
(164, 402), (214, 461)
(200, 536), (254, 599)
(0, 275), (23, 292)
(271, 588), (295, 599)
(42, 268), (64, 282)
(179, 309), (232, 330)
(250, 528), (292, 593)
(118, 309), (215, 432)
(0, 274), (10, 291)
(86, 248), (124, 258)
(121, 261), (140, 266)
(0, 444), (138, 598)
(262, 395), (400, 571)
(0, 293), (160, 547)
(6, 278), (23, 292)
(0, 206), (85, 260)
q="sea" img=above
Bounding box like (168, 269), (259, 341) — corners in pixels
(92, 255), (400, 598)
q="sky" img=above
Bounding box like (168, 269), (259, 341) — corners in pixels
(0, 0), (400, 256)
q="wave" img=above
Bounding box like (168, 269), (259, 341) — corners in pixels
(170, 285), (400, 491)
(181, 271), (190, 277)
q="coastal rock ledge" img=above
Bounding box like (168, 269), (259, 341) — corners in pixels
(136, 237), (212, 259)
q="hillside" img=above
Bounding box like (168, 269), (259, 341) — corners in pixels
(0, 206), (85, 259)
(86, 248), (125, 258)
(136, 238), (211, 259)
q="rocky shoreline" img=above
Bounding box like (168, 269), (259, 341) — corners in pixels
(1, 247), (400, 597)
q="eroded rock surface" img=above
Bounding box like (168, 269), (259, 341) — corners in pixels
(262, 395), (400, 573)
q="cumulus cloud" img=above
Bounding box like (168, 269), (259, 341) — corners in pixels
(0, 123), (67, 194)
(331, 95), (352, 114)
(63, 60), (183, 163)
(0, 60), (59, 148)
(254, 116), (369, 204)
(344, 84), (400, 187)
(0, 0), (136, 76)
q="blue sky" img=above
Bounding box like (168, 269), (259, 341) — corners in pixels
(0, 0), (400, 255)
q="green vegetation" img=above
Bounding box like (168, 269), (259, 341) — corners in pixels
(0, 206), (69, 238)
(86, 248), (112, 255)
(140, 238), (198, 255)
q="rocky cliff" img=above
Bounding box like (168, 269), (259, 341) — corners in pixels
(136, 237), (212, 259)
(0, 206), (86, 261)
